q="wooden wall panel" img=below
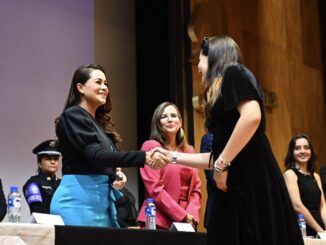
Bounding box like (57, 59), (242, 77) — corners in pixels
(189, 0), (326, 232)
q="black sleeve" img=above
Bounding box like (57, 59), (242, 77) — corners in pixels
(222, 64), (264, 112)
(0, 179), (7, 221)
(59, 109), (145, 168)
(84, 144), (145, 168)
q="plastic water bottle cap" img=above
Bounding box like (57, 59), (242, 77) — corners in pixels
(298, 214), (304, 219)
(10, 186), (18, 193)
(147, 198), (154, 203)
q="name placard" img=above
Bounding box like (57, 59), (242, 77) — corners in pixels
(28, 212), (64, 225)
(317, 232), (326, 240)
(169, 222), (195, 232)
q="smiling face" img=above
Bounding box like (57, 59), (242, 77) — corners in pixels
(159, 105), (182, 139)
(198, 51), (208, 85)
(77, 69), (109, 109)
(293, 137), (312, 166)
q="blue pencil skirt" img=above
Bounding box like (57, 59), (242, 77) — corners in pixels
(50, 174), (121, 227)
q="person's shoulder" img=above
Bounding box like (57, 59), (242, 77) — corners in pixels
(313, 172), (321, 180)
(141, 140), (162, 151)
(283, 168), (297, 178)
(223, 63), (242, 74)
(224, 63), (255, 81)
(60, 105), (94, 125)
(62, 105), (86, 117)
(23, 175), (40, 188)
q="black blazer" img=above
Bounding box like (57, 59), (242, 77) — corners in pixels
(0, 178), (7, 221)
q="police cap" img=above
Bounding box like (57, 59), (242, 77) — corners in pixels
(32, 139), (61, 157)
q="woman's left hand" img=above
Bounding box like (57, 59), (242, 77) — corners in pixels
(214, 170), (228, 192)
(183, 213), (197, 229)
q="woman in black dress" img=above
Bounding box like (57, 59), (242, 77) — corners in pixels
(50, 64), (168, 227)
(154, 36), (303, 244)
(284, 134), (326, 237)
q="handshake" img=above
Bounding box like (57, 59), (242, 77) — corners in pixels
(144, 147), (171, 170)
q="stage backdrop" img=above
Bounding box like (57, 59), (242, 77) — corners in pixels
(0, 0), (139, 222)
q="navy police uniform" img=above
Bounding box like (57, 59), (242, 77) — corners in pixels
(23, 139), (61, 214)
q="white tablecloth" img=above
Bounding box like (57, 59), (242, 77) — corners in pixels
(304, 238), (326, 245)
(0, 223), (54, 245)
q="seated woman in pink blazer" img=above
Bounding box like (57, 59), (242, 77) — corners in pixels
(137, 102), (202, 230)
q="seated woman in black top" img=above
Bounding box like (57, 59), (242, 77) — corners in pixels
(0, 178), (6, 221)
(284, 134), (326, 237)
(50, 64), (168, 227)
(23, 139), (61, 214)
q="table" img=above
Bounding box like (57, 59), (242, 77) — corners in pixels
(0, 223), (325, 245)
(55, 225), (206, 245)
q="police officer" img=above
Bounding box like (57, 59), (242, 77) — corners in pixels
(23, 139), (61, 214)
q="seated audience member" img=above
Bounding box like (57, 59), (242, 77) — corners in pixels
(200, 132), (218, 229)
(320, 165), (326, 193)
(284, 134), (326, 237)
(23, 139), (61, 214)
(0, 178), (7, 221)
(137, 102), (202, 230)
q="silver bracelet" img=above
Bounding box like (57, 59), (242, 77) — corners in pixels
(214, 155), (231, 172)
(219, 155), (231, 168)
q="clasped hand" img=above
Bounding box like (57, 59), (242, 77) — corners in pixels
(112, 168), (126, 190)
(145, 147), (170, 170)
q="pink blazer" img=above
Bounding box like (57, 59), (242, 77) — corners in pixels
(137, 140), (202, 229)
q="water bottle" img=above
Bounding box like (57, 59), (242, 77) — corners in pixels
(7, 186), (22, 223)
(298, 213), (306, 237)
(145, 198), (156, 230)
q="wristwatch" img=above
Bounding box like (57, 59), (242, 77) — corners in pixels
(171, 151), (178, 164)
(214, 160), (224, 172)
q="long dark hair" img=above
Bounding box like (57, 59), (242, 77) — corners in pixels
(56, 64), (121, 143)
(150, 102), (188, 150)
(284, 134), (317, 174)
(200, 36), (243, 128)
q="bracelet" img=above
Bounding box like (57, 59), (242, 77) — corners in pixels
(214, 155), (231, 172)
(214, 162), (224, 172)
(171, 151), (178, 164)
(219, 155), (231, 168)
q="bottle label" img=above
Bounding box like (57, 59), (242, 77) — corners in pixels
(145, 206), (156, 216)
(299, 222), (306, 229)
(8, 197), (21, 208)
